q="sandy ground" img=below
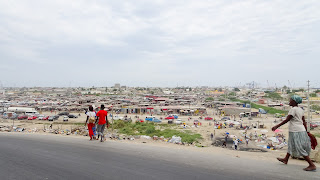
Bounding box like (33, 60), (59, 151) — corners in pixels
(1, 109), (320, 167)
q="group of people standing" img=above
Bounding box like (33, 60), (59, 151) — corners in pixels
(85, 105), (109, 142)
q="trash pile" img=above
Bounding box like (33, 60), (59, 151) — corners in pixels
(0, 125), (188, 146)
(71, 127), (87, 135)
(0, 125), (40, 133)
(119, 134), (183, 144)
(0, 125), (11, 132)
(249, 129), (287, 150)
(168, 136), (182, 144)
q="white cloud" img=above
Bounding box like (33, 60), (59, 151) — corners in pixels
(0, 0), (319, 87)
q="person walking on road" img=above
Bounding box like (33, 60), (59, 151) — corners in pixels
(85, 106), (96, 140)
(96, 105), (109, 142)
(272, 95), (316, 171)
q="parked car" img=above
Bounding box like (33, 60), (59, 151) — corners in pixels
(152, 118), (162, 123)
(48, 116), (54, 121)
(58, 112), (69, 116)
(205, 117), (213, 120)
(169, 114), (179, 119)
(18, 115), (28, 120)
(165, 116), (174, 120)
(42, 116), (49, 120)
(37, 115), (44, 118)
(137, 119), (144, 123)
(313, 121), (320, 126)
(68, 114), (78, 118)
(28, 116), (33, 120)
(221, 117), (230, 121)
(310, 123), (318, 129)
(145, 116), (156, 121)
(63, 116), (69, 121)
(53, 115), (59, 120)
(175, 119), (182, 124)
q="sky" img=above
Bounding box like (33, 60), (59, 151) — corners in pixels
(0, 0), (320, 88)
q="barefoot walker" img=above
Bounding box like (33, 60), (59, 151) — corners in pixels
(272, 95), (316, 171)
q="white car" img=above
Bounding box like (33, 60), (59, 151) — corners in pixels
(175, 119), (182, 125)
(63, 116), (69, 121)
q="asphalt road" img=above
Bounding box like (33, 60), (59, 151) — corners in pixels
(0, 133), (319, 180)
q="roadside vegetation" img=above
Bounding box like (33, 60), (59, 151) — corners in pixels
(230, 98), (287, 114)
(314, 134), (320, 138)
(311, 104), (320, 111)
(205, 97), (214, 101)
(265, 92), (283, 100)
(113, 120), (202, 144)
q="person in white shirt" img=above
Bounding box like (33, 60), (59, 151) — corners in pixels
(233, 139), (238, 150)
(272, 95), (315, 171)
(85, 106), (97, 140)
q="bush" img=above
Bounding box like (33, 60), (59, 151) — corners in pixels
(113, 120), (127, 129)
(265, 92), (282, 100)
(145, 126), (156, 134)
(205, 97), (214, 101)
(230, 99), (287, 114)
(119, 127), (135, 135)
(311, 105), (320, 111)
(112, 121), (202, 143)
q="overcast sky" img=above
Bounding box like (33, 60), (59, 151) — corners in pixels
(0, 0), (320, 88)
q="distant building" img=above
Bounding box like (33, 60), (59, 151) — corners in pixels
(81, 90), (102, 95)
(258, 99), (266, 104)
(114, 83), (120, 89)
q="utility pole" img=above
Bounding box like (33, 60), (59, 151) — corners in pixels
(307, 80), (310, 132)
(249, 81), (254, 120)
(111, 106), (114, 134)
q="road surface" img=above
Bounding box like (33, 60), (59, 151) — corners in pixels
(0, 133), (318, 180)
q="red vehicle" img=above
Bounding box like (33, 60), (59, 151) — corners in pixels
(310, 123), (318, 129)
(18, 115), (28, 120)
(137, 119), (144, 123)
(205, 117), (213, 120)
(28, 116), (37, 120)
(42, 116), (49, 120)
(165, 116), (174, 120)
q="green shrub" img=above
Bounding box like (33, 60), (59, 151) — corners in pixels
(145, 126), (156, 134)
(230, 99), (287, 114)
(112, 121), (202, 143)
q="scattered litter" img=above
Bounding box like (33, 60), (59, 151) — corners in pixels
(141, 135), (151, 140)
(168, 136), (182, 144)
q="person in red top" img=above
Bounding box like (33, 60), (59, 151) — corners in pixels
(96, 104), (109, 142)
